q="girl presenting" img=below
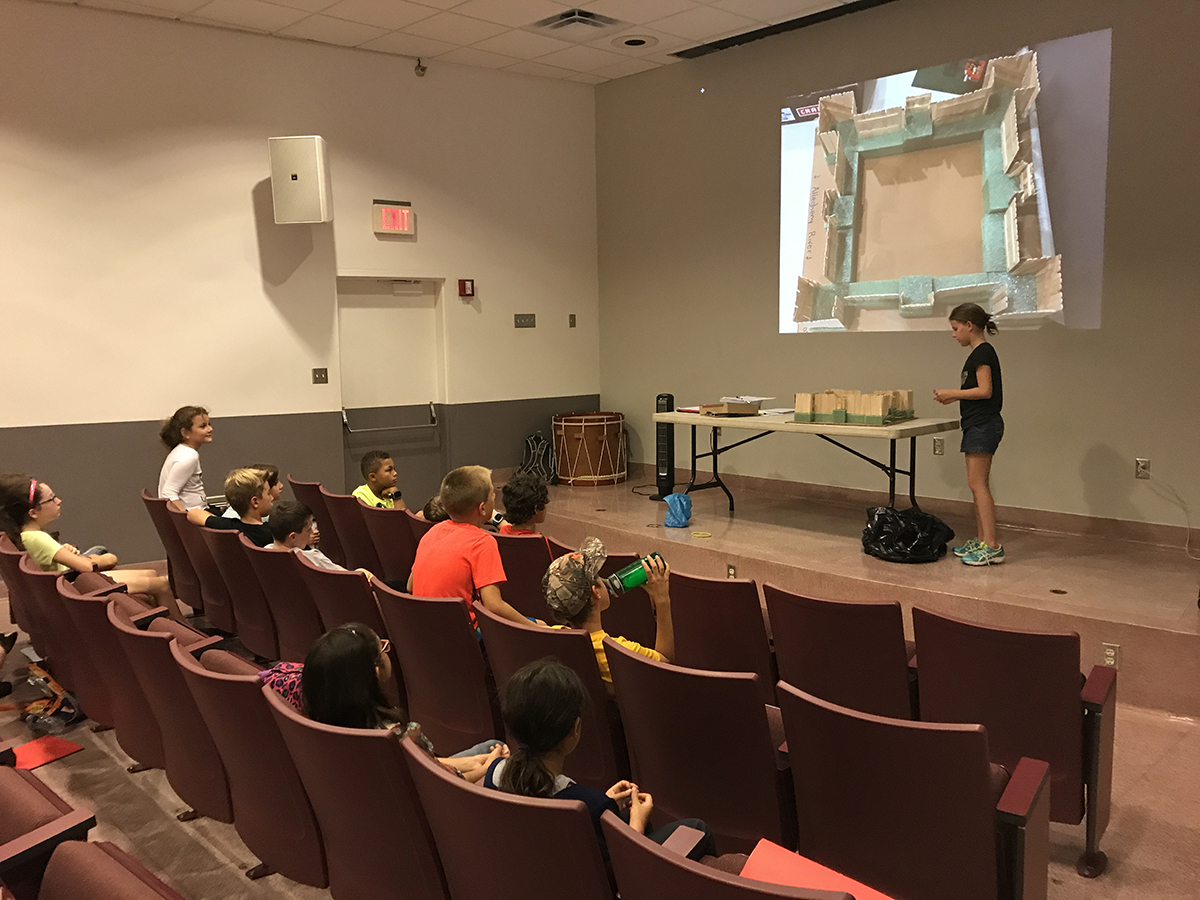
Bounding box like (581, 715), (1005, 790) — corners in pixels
(934, 303), (1004, 566)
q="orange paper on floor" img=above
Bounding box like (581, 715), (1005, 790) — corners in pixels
(739, 839), (896, 900)
(14, 734), (84, 769)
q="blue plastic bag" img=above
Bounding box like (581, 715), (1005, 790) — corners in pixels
(664, 492), (692, 528)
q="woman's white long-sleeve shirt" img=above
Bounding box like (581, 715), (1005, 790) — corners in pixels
(158, 445), (206, 509)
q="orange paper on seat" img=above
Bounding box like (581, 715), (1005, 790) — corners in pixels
(740, 839), (896, 900)
(14, 734), (84, 769)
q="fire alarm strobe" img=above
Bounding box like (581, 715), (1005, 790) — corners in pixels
(458, 279), (475, 297)
(373, 199), (415, 235)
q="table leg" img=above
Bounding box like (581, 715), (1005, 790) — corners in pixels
(888, 440), (897, 507)
(686, 426), (698, 490)
(710, 426), (735, 512)
(909, 437), (919, 510)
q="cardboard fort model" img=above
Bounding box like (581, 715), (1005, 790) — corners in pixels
(794, 52), (1061, 332)
(794, 390), (915, 425)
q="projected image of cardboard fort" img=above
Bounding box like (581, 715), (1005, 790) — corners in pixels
(791, 52), (1061, 333)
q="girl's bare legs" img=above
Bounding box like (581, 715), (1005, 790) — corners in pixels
(965, 453), (997, 548)
(108, 570), (187, 622)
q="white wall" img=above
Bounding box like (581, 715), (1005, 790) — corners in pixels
(595, 0), (1200, 528)
(0, 0), (600, 428)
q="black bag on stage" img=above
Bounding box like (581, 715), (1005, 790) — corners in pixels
(862, 506), (955, 563)
(518, 431), (557, 485)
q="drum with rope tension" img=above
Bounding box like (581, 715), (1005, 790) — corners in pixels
(552, 413), (627, 486)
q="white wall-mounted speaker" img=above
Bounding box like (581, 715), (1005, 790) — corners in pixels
(268, 135), (333, 224)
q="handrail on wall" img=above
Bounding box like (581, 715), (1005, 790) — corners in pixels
(341, 402), (437, 434)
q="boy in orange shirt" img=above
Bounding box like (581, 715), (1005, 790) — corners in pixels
(409, 466), (534, 627)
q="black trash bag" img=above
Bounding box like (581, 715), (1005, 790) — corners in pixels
(862, 506), (955, 563)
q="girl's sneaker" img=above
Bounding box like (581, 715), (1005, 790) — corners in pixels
(962, 544), (1005, 566)
(953, 538), (983, 558)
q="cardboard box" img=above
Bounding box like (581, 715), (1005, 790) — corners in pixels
(700, 401), (761, 417)
(794, 392), (814, 422)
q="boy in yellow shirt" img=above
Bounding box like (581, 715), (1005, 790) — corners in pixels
(352, 450), (407, 510)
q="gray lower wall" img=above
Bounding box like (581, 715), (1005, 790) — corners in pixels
(342, 394), (601, 509)
(0, 395), (601, 565)
(0, 412), (345, 564)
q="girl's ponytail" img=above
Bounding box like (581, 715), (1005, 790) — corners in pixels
(498, 658), (587, 799)
(948, 302), (997, 336)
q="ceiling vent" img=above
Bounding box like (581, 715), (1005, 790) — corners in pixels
(525, 8), (627, 43)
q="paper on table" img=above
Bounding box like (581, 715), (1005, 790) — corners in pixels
(719, 396), (775, 404)
(760, 408), (795, 415)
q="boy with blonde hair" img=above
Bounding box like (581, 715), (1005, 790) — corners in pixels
(409, 466), (533, 627)
(186, 468), (274, 546)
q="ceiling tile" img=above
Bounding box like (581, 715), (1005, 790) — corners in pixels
(81, 0), (205, 16)
(358, 31), (456, 56)
(320, 0), (438, 30)
(256, 0), (340, 12)
(590, 56), (659, 79)
(710, 0), (838, 24)
(535, 43), (628, 72)
(277, 13), (387, 43)
(434, 45), (522, 68)
(503, 59), (579, 79)
(188, 0), (310, 32)
(403, 10), (510, 43)
(589, 25), (691, 57)
(567, 72), (607, 84)
(575, 0), (698, 26)
(451, 0), (568, 28)
(648, 5), (761, 41)
(471, 28), (573, 59)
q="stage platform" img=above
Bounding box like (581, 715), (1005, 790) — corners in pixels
(541, 475), (1200, 718)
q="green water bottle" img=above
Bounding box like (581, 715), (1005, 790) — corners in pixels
(602, 553), (663, 597)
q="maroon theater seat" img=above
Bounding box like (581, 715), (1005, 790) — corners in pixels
(406, 509), (435, 542)
(360, 504), (419, 585)
(776, 680), (1050, 900)
(318, 488), (384, 575)
(239, 537), (325, 662)
(374, 582), (499, 754)
(0, 537), (51, 661)
(36, 841), (186, 900)
(198, 525), (279, 660)
(0, 769), (95, 900)
(670, 572), (776, 706)
(17, 556), (88, 696)
(598, 553), (656, 648)
(912, 606), (1117, 876)
(294, 555), (404, 709)
(263, 684), (449, 900)
(172, 645), (327, 886)
(400, 735), (613, 900)
(493, 533), (555, 621)
(165, 503), (236, 633)
(475, 601), (628, 791)
(57, 579), (166, 771)
(605, 639), (793, 854)
(286, 476), (346, 568)
(763, 585), (914, 720)
(106, 603), (231, 822)
(546, 536), (574, 558)
(140, 489), (203, 613)
(601, 813), (851, 900)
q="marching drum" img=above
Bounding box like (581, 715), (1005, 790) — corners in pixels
(553, 412), (627, 486)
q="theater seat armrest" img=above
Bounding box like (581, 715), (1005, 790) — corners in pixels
(776, 740), (788, 767)
(181, 635), (227, 658)
(1081, 665), (1117, 710)
(132, 607), (171, 629)
(0, 741), (18, 768)
(660, 824), (706, 858)
(0, 809), (96, 870)
(997, 757), (1050, 821)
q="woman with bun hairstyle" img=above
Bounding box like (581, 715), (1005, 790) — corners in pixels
(934, 302), (1005, 565)
(157, 406), (212, 510)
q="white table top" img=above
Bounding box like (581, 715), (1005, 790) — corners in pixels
(652, 411), (960, 440)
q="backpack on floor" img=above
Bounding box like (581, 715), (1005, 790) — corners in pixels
(519, 431), (557, 485)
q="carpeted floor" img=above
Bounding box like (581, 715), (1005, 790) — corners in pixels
(2, 592), (1198, 900)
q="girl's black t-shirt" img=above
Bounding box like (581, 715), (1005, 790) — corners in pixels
(960, 342), (1002, 427)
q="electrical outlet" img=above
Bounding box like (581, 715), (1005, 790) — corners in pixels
(514, 314), (536, 328)
(1135, 458), (1150, 480)
(569, 314), (576, 328)
(1102, 642), (1120, 669)
(933, 437), (945, 456)
(726, 564), (737, 579)
(311, 368), (328, 384)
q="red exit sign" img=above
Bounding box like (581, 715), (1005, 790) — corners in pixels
(372, 200), (416, 236)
